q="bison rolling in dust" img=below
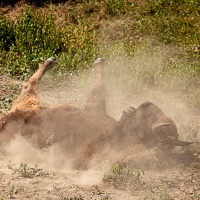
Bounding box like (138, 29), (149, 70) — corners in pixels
(0, 57), (193, 168)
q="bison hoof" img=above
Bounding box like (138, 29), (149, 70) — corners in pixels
(47, 57), (56, 62)
(94, 58), (104, 64)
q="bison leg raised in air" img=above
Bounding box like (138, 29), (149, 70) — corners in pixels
(11, 57), (57, 112)
(0, 57), (57, 131)
(82, 58), (106, 116)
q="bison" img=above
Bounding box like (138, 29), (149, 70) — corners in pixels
(0, 57), (193, 168)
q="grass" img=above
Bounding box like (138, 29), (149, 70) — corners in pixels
(62, 196), (84, 200)
(103, 163), (145, 190)
(0, 158), (198, 199)
(103, 162), (176, 199)
(0, 81), (22, 111)
(140, 184), (171, 200)
(0, 0), (199, 110)
(13, 162), (50, 178)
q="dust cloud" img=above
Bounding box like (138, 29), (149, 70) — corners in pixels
(102, 44), (200, 142)
(2, 135), (70, 170)
(0, 128), (117, 186)
(75, 169), (103, 186)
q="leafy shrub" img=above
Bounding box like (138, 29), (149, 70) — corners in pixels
(62, 196), (84, 200)
(140, 0), (200, 46)
(0, 15), (15, 51)
(15, 162), (49, 178)
(0, 6), (65, 79)
(0, 5), (100, 79)
(103, 163), (145, 190)
(55, 23), (99, 76)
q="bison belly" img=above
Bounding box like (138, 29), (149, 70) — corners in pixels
(10, 105), (116, 157)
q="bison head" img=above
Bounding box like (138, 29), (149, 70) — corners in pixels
(118, 101), (193, 149)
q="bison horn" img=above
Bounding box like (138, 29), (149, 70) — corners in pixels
(152, 122), (174, 131)
(153, 123), (193, 147)
(47, 57), (56, 62)
(172, 140), (194, 146)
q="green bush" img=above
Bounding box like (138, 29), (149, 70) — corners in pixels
(55, 21), (99, 76)
(0, 15), (15, 51)
(0, 5), (100, 79)
(0, 0), (200, 82)
(140, 0), (200, 46)
(0, 6), (65, 79)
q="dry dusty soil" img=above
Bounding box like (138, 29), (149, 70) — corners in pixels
(0, 74), (200, 200)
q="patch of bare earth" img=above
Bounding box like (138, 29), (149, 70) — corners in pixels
(0, 76), (200, 200)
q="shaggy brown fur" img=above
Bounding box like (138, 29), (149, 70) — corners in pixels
(117, 102), (179, 149)
(82, 58), (106, 117)
(11, 57), (57, 113)
(0, 58), (57, 132)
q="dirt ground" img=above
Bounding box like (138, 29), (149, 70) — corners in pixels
(0, 74), (200, 200)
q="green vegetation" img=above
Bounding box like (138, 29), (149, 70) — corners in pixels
(62, 196), (84, 200)
(141, 184), (171, 200)
(0, 6), (65, 79)
(0, 0), (200, 108)
(14, 162), (49, 178)
(0, 81), (22, 111)
(103, 163), (145, 190)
